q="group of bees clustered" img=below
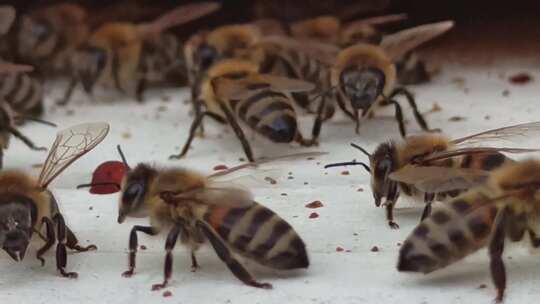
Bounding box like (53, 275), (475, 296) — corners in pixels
(0, 2), (538, 302)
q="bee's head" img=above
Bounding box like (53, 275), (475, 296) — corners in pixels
(340, 66), (386, 111)
(369, 142), (398, 207)
(195, 44), (219, 72)
(17, 16), (55, 59)
(73, 45), (108, 93)
(0, 196), (35, 262)
(116, 146), (155, 224)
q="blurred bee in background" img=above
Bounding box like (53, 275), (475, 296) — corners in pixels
(88, 147), (314, 290)
(57, 2), (221, 105)
(169, 59), (316, 162)
(0, 5), (15, 36)
(0, 62), (57, 168)
(325, 122), (540, 228)
(327, 21), (453, 136)
(1, 3), (90, 74)
(0, 123), (108, 277)
(398, 158), (540, 302)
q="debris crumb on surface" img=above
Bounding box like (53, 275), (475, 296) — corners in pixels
(448, 116), (466, 122)
(162, 291), (173, 298)
(509, 73), (532, 85)
(121, 132), (131, 139)
(140, 245), (147, 250)
(281, 193), (288, 196)
(357, 188), (364, 192)
(305, 201), (324, 209)
(336, 247), (344, 252)
(89, 206), (93, 210)
(477, 284), (487, 289)
(238, 157), (246, 162)
(264, 177), (277, 185)
(428, 102), (442, 113)
(502, 89), (510, 97)
(309, 212), (319, 219)
(370, 246), (380, 252)
(213, 164), (228, 170)
(341, 171), (350, 175)
(484, 115), (490, 120)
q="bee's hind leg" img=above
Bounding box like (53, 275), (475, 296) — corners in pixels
(66, 226), (97, 252)
(53, 214), (78, 278)
(151, 221), (186, 291)
(36, 217), (56, 266)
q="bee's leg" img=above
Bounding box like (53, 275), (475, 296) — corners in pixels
(8, 126), (47, 151)
(385, 183), (400, 229)
(420, 193), (435, 221)
(52, 214), (78, 278)
(218, 102), (255, 162)
(36, 217), (56, 266)
(122, 225), (158, 278)
(135, 78), (147, 103)
(56, 77), (78, 106)
(0, 149), (3, 169)
(489, 207), (511, 303)
(169, 111), (225, 160)
(310, 95), (330, 145)
(191, 98), (205, 137)
(335, 93), (356, 121)
(197, 221), (272, 289)
(385, 99), (407, 137)
(66, 226), (97, 252)
(191, 251), (200, 272)
(528, 229), (540, 247)
(389, 88), (439, 133)
(151, 222), (184, 291)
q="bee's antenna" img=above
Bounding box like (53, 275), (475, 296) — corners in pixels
(324, 161), (370, 173)
(117, 145), (130, 169)
(76, 182), (121, 190)
(350, 143), (371, 158)
(15, 116), (57, 127)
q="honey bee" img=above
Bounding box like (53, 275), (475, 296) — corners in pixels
(329, 21), (453, 136)
(0, 122), (109, 277)
(325, 122), (540, 228)
(169, 59), (316, 162)
(398, 158), (540, 302)
(0, 66), (45, 120)
(289, 15), (341, 45)
(58, 2), (220, 105)
(4, 3), (90, 74)
(103, 147), (314, 290)
(0, 62), (57, 168)
(0, 5), (15, 36)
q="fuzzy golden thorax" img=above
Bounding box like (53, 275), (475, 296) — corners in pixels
(332, 44), (396, 111)
(397, 134), (451, 165)
(206, 24), (261, 57)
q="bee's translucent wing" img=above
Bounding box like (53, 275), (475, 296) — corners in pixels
(256, 35), (339, 65)
(381, 20), (454, 61)
(208, 152), (327, 180)
(349, 13), (408, 26)
(420, 147), (539, 164)
(451, 121), (540, 147)
(160, 186), (254, 208)
(389, 165), (489, 193)
(0, 62), (34, 74)
(212, 74), (315, 101)
(137, 2), (220, 37)
(0, 5), (15, 35)
(38, 122), (110, 188)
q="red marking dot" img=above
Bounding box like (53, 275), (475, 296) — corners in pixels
(86, 161), (126, 195)
(509, 73), (532, 84)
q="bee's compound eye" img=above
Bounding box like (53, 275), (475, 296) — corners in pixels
(123, 183), (143, 202)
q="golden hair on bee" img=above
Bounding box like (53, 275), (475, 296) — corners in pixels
(290, 15), (341, 44)
(206, 24), (261, 57)
(333, 43), (396, 98)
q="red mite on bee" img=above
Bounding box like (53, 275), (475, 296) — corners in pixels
(79, 148), (324, 290)
(325, 122), (540, 228)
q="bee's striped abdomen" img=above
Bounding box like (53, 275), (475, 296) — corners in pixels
(398, 192), (499, 274)
(0, 72), (43, 116)
(205, 203), (309, 270)
(231, 89), (298, 143)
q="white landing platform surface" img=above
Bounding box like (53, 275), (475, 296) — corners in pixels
(0, 63), (539, 304)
